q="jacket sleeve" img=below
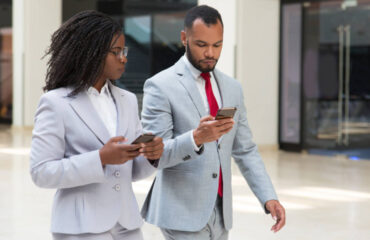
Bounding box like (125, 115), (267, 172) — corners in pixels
(231, 86), (278, 212)
(141, 79), (201, 169)
(30, 94), (107, 189)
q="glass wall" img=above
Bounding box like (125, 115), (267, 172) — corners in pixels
(63, 0), (197, 107)
(0, 0), (12, 123)
(280, 0), (370, 158)
(279, 3), (302, 149)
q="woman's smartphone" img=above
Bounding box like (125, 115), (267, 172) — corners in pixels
(132, 134), (155, 144)
(215, 107), (237, 120)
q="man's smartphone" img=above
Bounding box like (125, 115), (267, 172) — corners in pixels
(215, 107), (237, 120)
(132, 134), (155, 144)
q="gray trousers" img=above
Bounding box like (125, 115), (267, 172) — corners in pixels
(52, 223), (144, 240)
(161, 196), (229, 240)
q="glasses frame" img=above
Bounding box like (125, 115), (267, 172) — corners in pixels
(109, 46), (129, 60)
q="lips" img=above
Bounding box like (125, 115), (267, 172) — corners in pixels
(201, 60), (216, 65)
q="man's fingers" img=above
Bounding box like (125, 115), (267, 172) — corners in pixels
(219, 125), (234, 134)
(217, 118), (234, 125)
(200, 115), (215, 123)
(214, 120), (234, 129)
(270, 204), (286, 233)
(271, 217), (284, 233)
(274, 207), (286, 232)
(274, 218), (284, 232)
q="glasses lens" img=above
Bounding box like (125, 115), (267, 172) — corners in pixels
(123, 47), (128, 57)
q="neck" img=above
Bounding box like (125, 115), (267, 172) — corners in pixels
(93, 78), (107, 93)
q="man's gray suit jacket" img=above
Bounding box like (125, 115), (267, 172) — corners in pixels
(141, 58), (278, 232)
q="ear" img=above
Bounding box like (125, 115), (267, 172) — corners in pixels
(180, 30), (187, 47)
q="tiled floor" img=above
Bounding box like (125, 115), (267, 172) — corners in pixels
(0, 125), (370, 240)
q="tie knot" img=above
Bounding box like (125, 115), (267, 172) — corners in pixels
(200, 72), (211, 81)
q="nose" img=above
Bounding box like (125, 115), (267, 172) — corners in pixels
(119, 55), (127, 64)
(205, 46), (214, 58)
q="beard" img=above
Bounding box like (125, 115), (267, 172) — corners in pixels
(186, 41), (218, 73)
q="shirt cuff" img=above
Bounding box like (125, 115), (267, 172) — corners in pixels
(191, 130), (201, 151)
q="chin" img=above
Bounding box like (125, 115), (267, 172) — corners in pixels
(201, 66), (215, 72)
(110, 75), (122, 81)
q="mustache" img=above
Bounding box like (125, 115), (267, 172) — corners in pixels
(199, 58), (217, 62)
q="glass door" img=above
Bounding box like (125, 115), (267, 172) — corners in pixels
(302, 0), (370, 149)
(0, 0), (12, 123)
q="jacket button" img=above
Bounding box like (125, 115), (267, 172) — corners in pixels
(114, 184), (121, 191)
(212, 173), (218, 178)
(218, 144), (221, 150)
(114, 170), (121, 178)
(183, 155), (191, 161)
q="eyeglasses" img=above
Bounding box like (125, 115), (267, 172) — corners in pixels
(109, 46), (128, 60)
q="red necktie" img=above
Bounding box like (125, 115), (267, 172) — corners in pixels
(200, 72), (223, 197)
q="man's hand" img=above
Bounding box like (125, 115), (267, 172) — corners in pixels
(99, 136), (141, 166)
(139, 136), (164, 160)
(193, 115), (234, 146)
(265, 200), (286, 233)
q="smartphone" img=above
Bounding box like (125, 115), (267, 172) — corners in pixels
(132, 134), (155, 144)
(215, 107), (237, 120)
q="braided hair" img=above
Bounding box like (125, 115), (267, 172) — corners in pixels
(43, 10), (122, 96)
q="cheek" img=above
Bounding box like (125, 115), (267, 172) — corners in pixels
(191, 48), (204, 60)
(215, 47), (222, 57)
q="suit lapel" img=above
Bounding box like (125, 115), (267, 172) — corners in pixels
(69, 90), (111, 145)
(213, 69), (230, 108)
(213, 69), (233, 145)
(108, 81), (128, 137)
(175, 59), (207, 117)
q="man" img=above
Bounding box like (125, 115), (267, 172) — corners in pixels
(141, 5), (286, 239)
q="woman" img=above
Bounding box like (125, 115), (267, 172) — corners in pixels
(30, 10), (163, 240)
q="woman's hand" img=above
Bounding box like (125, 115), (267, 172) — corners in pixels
(139, 136), (164, 161)
(99, 136), (141, 166)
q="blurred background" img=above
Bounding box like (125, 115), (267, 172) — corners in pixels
(0, 0), (369, 239)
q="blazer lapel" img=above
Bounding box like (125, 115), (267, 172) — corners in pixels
(213, 69), (234, 145)
(69, 90), (111, 145)
(108, 81), (129, 137)
(213, 69), (230, 109)
(174, 59), (207, 117)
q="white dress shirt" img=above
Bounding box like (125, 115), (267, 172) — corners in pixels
(87, 81), (117, 138)
(182, 55), (223, 150)
(182, 55), (222, 112)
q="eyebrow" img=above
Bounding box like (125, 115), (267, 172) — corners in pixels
(195, 40), (223, 45)
(111, 46), (122, 50)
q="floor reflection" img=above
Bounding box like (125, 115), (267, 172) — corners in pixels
(1, 126), (370, 240)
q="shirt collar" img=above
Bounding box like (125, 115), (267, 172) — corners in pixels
(87, 81), (111, 97)
(182, 54), (203, 80)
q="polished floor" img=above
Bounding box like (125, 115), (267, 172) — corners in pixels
(0, 125), (370, 240)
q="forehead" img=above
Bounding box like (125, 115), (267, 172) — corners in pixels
(111, 33), (125, 47)
(188, 18), (223, 42)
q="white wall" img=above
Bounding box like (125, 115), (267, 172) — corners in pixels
(198, 0), (236, 78)
(22, 0), (62, 126)
(236, 0), (280, 146)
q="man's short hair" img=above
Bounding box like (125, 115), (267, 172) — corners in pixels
(184, 5), (223, 29)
